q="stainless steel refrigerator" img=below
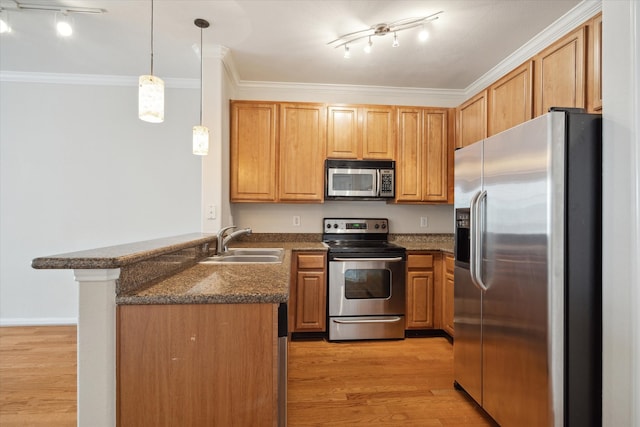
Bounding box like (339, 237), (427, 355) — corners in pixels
(453, 109), (602, 427)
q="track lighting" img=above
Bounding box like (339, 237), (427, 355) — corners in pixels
(328, 11), (442, 55)
(419, 24), (429, 41)
(364, 36), (372, 53)
(0, 2), (105, 36)
(138, 0), (164, 123)
(0, 9), (11, 34)
(55, 11), (72, 37)
(192, 18), (210, 156)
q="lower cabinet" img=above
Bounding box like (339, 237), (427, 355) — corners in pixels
(289, 251), (327, 334)
(443, 254), (455, 337)
(406, 252), (437, 329)
(117, 303), (279, 427)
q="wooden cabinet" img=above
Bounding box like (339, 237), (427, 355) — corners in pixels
(488, 61), (533, 136)
(587, 13), (602, 112)
(230, 101), (278, 201)
(327, 104), (395, 160)
(406, 253), (436, 329)
(117, 303), (279, 426)
(230, 100), (326, 202)
(396, 108), (449, 203)
(456, 90), (487, 148)
(289, 252), (327, 334)
(442, 254), (455, 337)
(534, 27), (586, 116)
(278, 103), (326, 202)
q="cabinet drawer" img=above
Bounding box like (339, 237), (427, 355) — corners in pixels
(297, 253), (326, 270)
(407, 254), (433, 269)
(445, 255), (454, 273)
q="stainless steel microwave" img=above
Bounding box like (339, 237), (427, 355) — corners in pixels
(325, 159), (395, 200)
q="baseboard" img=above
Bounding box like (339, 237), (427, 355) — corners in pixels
(0, 317), (78, 327)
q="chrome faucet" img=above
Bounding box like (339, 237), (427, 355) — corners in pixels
(216, 225), (252, 254)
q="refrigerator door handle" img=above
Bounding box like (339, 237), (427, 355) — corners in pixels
(469, 190), (482, 290)
(473, 190), (489, 292)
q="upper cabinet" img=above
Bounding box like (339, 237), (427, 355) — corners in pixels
(230, 100), (326, 203)
(230, 101), (278, 202)
(396, 108), (449, 203)
(456, 90), (487, 149)
(534, 27), (586, 116)
(278, 103), (327, 202)
(327, 105), (395, 160)
(587, 13), (602, 112)
(488, 61), (533, 136)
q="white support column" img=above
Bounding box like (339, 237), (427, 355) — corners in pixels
(73, 268), (120, 427)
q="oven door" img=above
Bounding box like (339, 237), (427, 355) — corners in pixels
(329, 257), (405, 317)
(326, 168), (379, 198)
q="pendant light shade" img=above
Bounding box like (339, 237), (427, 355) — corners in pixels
(138, 0), (164, 123)
(193, 125), (209, 156)
(139, 75), (165, 123)
(193, 18), (210, 156)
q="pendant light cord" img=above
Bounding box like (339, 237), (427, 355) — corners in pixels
(150, 0), (154, 75)
(199, 25), (203, 125)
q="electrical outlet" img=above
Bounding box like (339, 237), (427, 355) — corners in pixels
(293, 216), (301, 226)
(206, 205), (216, 220)
(420, 216), (428, 227)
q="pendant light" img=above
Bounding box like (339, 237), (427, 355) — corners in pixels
(138, 0), (164, 123)
(193, 18), (210, 156)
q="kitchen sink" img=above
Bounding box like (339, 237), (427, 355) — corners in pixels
(200, 248), (284, 264)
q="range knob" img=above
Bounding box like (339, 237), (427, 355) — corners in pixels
(374, 224), (380, 229)
(333, 223), (339, 229)
(381, 223), (387, 229)
(326, 223), (332, 229)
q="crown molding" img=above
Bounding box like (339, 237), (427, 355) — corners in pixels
(0, 71), (199, 88)
(465, 0), (602, 97)
(235, 79), (465, 104)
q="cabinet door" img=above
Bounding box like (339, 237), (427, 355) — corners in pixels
(443, 255), (455, 337)
(534, 27), (586, 116)
(588, 14), (602, 112)
(278, 103), (326, 202)
(327, 105), (359, 159)
(456, 90), (487, 148)
(290, 252), (327, 334)
(294, 270), (327, 331)
(406, 270), (435, 329)
(488, 61), (533, 136)
(118, 304), (277, 426)
(422, 109), (448, 202)
(230, 102), (278, 201)
(396, 108), (422, 202)
(361, 106), (395, 159)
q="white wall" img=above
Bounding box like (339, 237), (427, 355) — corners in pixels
(232, 203), (453, 234)
(601, 1), (640, 425)
(0, 79), (202, 325)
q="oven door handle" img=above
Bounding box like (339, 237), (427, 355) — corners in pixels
(332, 317), (403, 324)
(332, 257), (404, 262)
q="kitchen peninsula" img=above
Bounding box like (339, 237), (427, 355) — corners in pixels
(32, 232), (452, 426)
(32, 233), (322, 427)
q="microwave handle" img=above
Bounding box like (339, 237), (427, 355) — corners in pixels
(376, 169), (381, 197)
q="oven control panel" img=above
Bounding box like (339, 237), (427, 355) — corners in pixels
(323, 218), (389, 234)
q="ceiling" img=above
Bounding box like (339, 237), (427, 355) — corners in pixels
(0, 0), (584, 90)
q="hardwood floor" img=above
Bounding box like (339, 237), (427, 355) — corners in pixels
(0, 326), (76, 426)
(288, 337), (496, 427)
(0, 327), (495, 426)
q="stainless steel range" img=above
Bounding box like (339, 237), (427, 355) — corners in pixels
(323, 218), (406, 341)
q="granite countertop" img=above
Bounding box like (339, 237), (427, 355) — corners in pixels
(31, 233), (217, 269)
(32, 232), (453, 306)
(117, 242), (327, 305)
